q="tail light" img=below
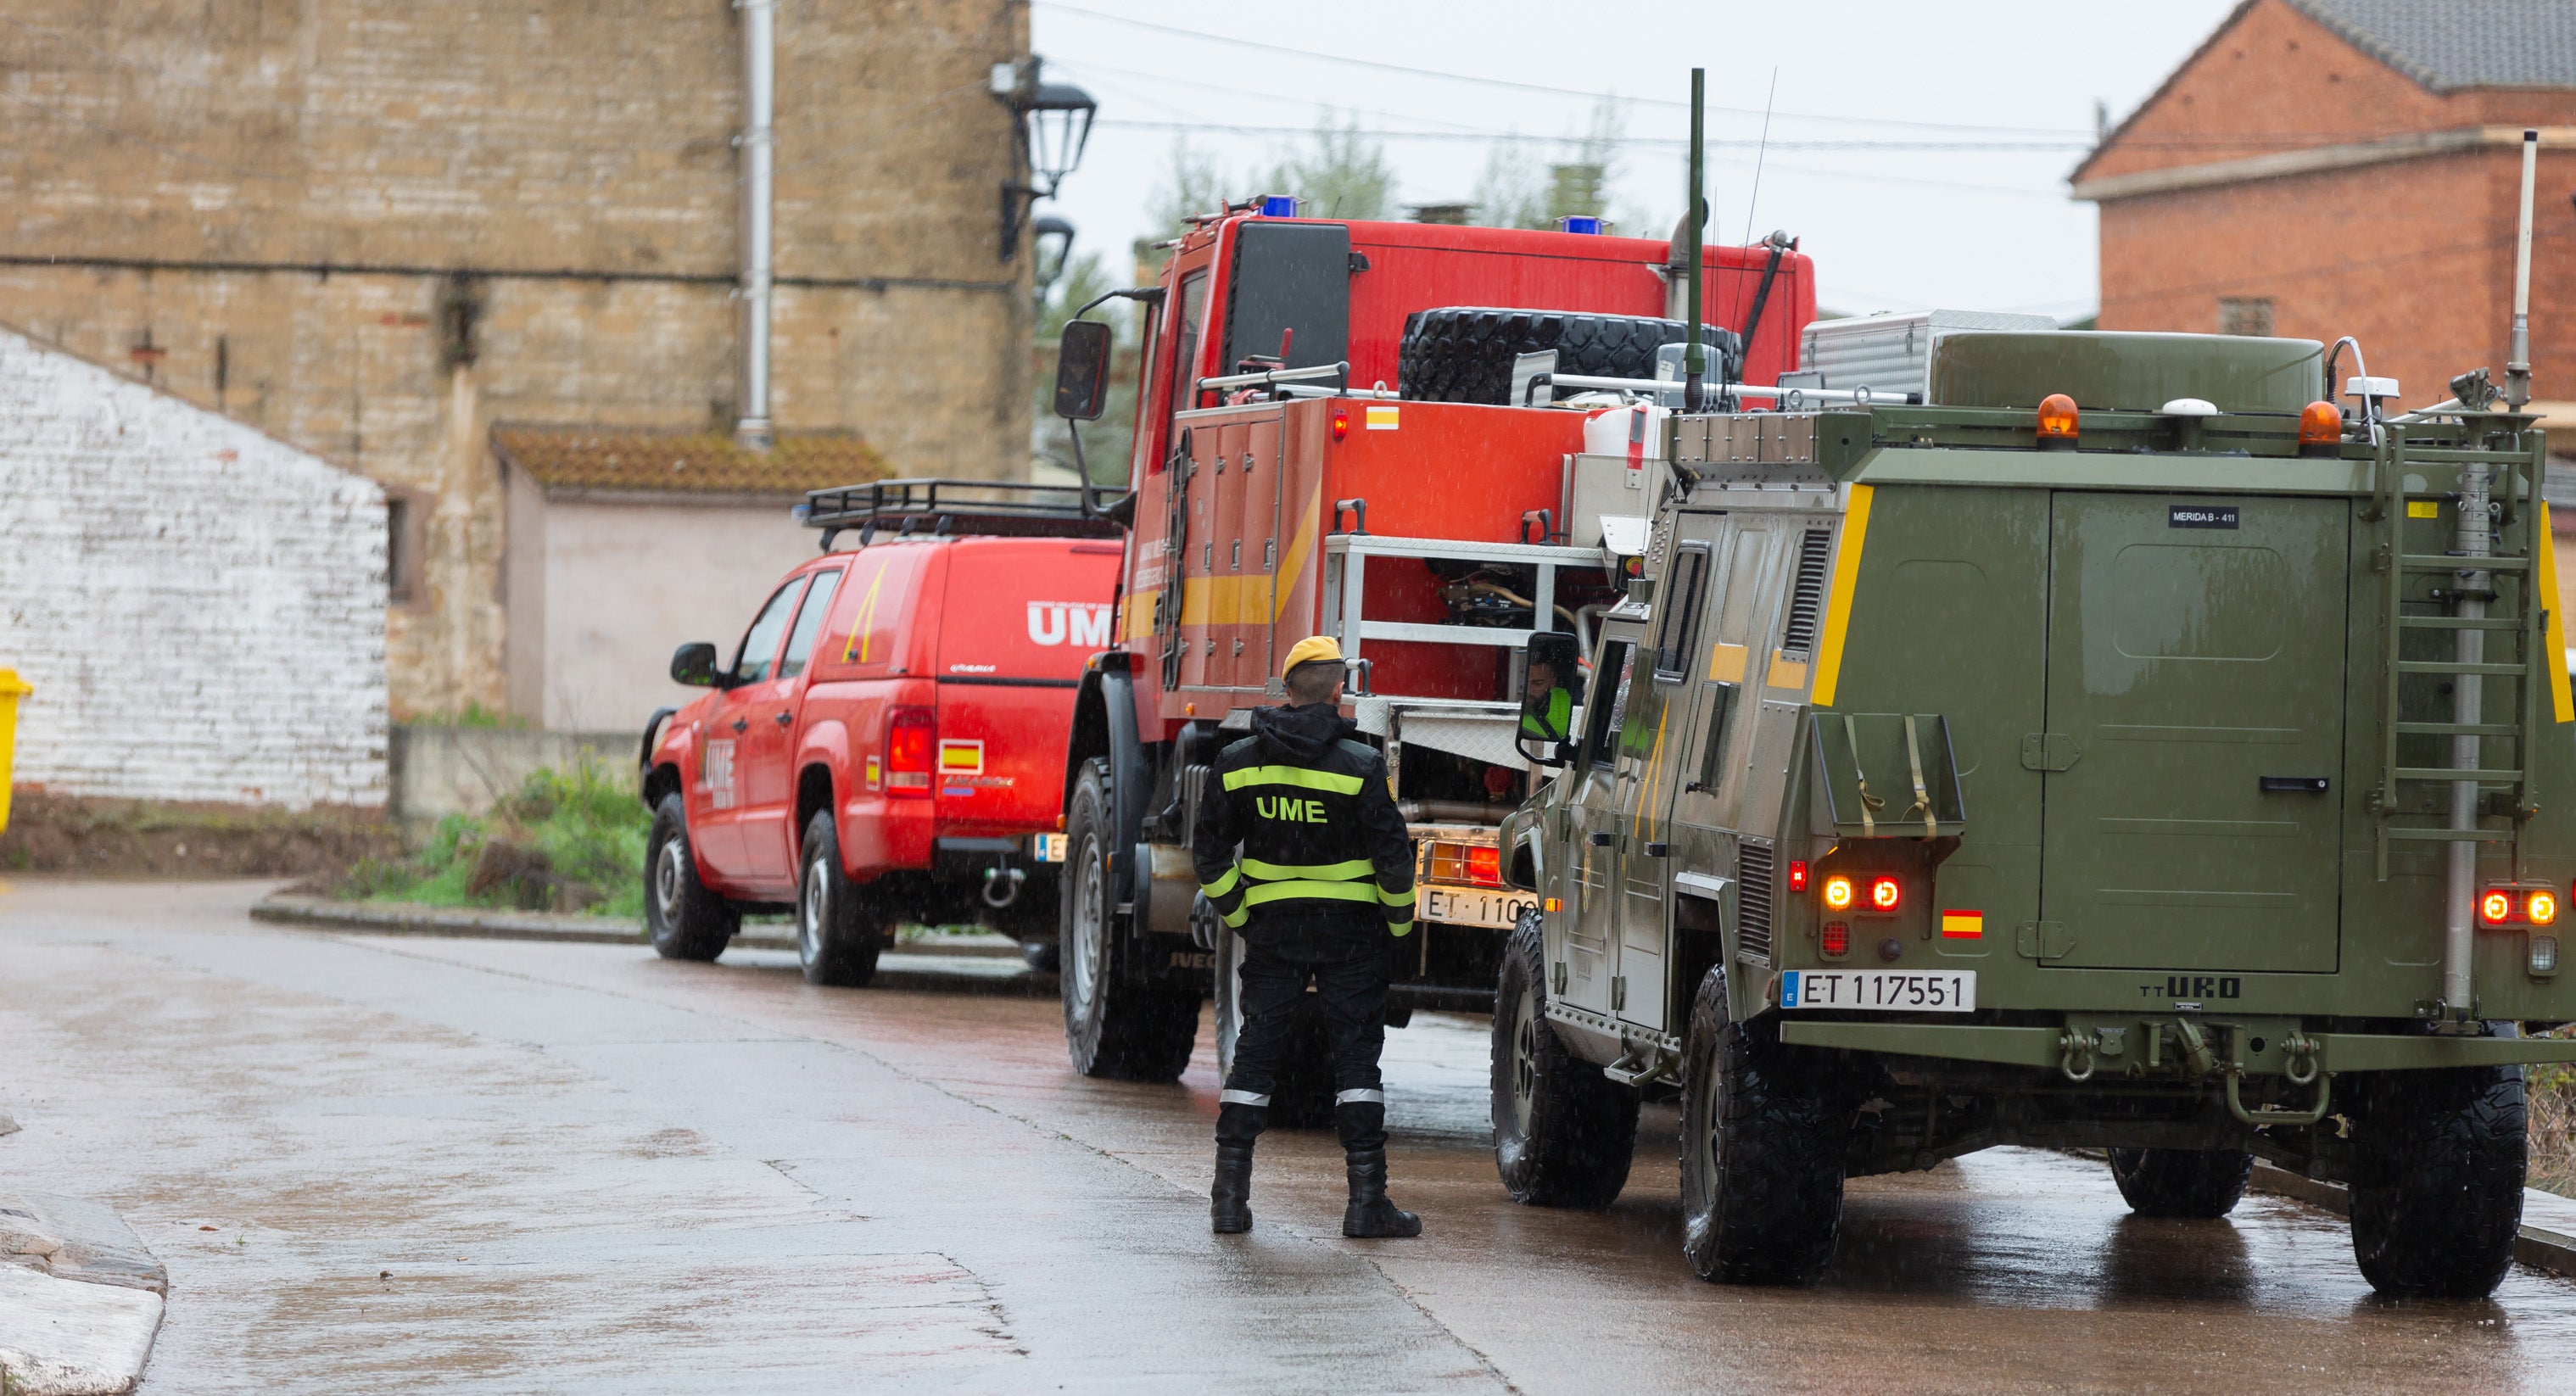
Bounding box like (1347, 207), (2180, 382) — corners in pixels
(1332, 409), (1350, 442)
(2483, 890), (2515, 925)
(1869, 877), (1903, 912)
(1820, 923), (1850, 958)
(1821, 874), (1854, 911)
(2531, 890), (2560, 926)
(1787, 860), (1809, 892)
(1467, 846), (1502, 888)
(886, 706), (935, 795)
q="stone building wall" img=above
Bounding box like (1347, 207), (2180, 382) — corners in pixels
(0, 0), (1033, 720)
(0, 327), (388, 809)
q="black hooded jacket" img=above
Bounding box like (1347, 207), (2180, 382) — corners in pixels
(1191, 702), (1415, 952)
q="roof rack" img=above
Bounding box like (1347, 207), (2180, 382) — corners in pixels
(797, 477), (1129, 550)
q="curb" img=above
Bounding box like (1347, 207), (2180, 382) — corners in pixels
(246, 895), (1053, 997)
(2248, 1161), (2576, 1277)
(0, 1192), (165, 1395)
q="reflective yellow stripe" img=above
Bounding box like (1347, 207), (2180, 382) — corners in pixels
(1202, 865), (1241, 897)
(1221, 765), (1365, 796)
(1242, 857), (1374, 882)
(1387, 911), (1414, 936)
(1377, 885), (1411, 906)
(1809, 484), (1873, 708)
(1222, 902), (1249, 927)
(1243, 881), (1381, 907)
(2542, 504), (2573, 723)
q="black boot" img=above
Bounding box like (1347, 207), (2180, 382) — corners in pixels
(1342, 1148), (1421, 1238)
(1211, 1143), (1254, 1234)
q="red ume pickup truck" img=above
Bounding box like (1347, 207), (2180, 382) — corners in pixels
(640, 480), (1123, 986)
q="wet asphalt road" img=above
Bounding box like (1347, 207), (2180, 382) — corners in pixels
(4, 879), (2575, 1393)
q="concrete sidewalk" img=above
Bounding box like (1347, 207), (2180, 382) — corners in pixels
(249, 894), (1053, 995)
(0, 1192), (167, 1395)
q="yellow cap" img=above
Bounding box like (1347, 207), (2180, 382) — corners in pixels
(1281, 634), (1344, 679)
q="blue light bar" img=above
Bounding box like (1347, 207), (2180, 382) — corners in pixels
(1558, 215), (1603, 236)
(1260, 195), (1300, 218)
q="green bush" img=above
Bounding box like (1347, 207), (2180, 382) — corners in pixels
(354, 757), (648, 917)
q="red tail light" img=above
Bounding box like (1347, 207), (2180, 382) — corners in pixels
(1467, 845), (1501, 888)
(1787, 860), (1809, 892)
(1869, 876), (1902, 912)
(886, 706), (935, 795)
(2483, 890), (2515, 926)
(1332, 409), (1350, 442)
(1820, 923), (1850, 958)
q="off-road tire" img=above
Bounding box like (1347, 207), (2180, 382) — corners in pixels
(796, 810), (886, 987)
(2346, 1061), (2529, 1298)
(1492, 909), (1638, 1206)
(2106, 1148), (2253, 1219)
(1214, 917), (1337, 1129)
(1397, 307), (1730, 405)
(1060, 760), (1200, 1081)
(645, 793), (738, 961)
(1679, 963), (1848, 1284)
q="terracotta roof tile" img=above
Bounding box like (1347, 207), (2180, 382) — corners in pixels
(489, 423), (889, 497)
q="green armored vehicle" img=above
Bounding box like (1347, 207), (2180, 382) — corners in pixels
(1491, 327), (2576, 1296)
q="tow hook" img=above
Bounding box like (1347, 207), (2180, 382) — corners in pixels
(2223, 1027), (2333, 1126)
(2058, 1030), (2097, 1082)
(981, 866), (1026, 909)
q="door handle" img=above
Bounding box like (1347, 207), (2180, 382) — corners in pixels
(1588, 830), (1616, 847)
(1643, 841), (1671, 858)
(730, 717), (748, 734)
(774, 711), (793, 727)
(2260, 776), (2330, 794)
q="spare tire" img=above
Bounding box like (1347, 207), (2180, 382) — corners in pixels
(1398, 307), (1741, 405)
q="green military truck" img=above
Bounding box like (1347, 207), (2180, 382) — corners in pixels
(1491, 327), (2576, 1297)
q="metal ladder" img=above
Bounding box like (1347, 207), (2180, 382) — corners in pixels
(2371, 422), (2551, 879)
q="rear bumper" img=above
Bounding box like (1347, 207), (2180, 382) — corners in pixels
(1780, 1019), (2576, 1074)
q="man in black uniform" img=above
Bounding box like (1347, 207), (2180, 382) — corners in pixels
(1193, 634), (1421, 1238)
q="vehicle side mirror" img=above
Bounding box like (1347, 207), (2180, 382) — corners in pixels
(1514, 632), (1583, 767)
(670, 641), (724, 688)
(1053, 319), (1114, 422)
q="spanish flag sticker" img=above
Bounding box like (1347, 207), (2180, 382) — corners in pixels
(937, 739), (985, 775)
(1365, 405), (1400, 430)
(1940, 909), (1984, 940)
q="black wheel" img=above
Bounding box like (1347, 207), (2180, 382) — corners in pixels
(1397, 307), (1738, 405)
(796, 809), (886, 987)
(1492, 909), (1638, 1206)
(1059, 760), (1200, 1081)
(645, 793), (737, 961)
(2347, 1061), (2529, 1298)
(1213, 917), (1336, 1128)
(1678, 963), (1848, 1284)
(2107, 1148), (2252, 1219)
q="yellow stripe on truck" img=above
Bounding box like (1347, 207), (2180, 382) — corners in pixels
(2541, 504), (2573, 723)
(1809, 484), (1875, 709)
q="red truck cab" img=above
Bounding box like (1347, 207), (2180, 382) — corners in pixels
(641, 480), (1124, 985)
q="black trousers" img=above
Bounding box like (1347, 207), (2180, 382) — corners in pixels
(1217, 935), (1389, 1154)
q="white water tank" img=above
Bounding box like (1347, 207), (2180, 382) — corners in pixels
(1580, 401), (1667, 460)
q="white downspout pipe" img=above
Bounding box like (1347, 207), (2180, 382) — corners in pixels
(735, 0), (776, 448)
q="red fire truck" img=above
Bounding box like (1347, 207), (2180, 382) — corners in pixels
(1047, 203), (1815, 1117)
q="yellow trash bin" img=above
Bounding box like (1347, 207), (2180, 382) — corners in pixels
(0, 669), (28, 837)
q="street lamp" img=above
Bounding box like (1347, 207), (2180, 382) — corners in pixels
(994, 56), (1095, 262)
(1032, 215), (1076, 304)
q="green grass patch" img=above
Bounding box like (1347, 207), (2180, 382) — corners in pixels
(348, 757), (647, 917)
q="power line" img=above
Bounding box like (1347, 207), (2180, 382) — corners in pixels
(1089, 119), (2087, 152)
(1035, 1), (2093, 137)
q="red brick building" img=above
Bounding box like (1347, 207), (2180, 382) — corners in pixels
(2076, 0), (2576, 410)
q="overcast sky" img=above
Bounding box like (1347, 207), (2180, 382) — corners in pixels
(1029, 0), (2244, 321)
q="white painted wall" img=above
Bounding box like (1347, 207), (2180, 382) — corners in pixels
(505, 488), (818, 732)
(0, 327), (388, 807)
